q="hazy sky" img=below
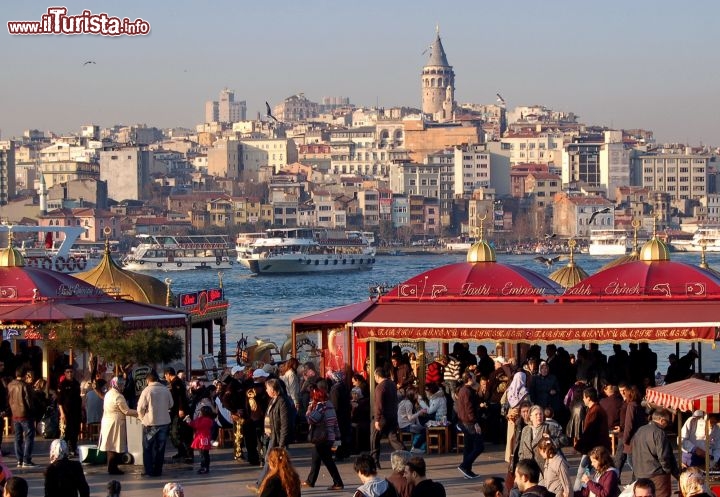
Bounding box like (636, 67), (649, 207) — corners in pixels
(2, 1), (719, 144)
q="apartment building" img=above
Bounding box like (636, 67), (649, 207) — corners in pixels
(99, 147), (151, 201)
(205, 89), (246, 123)
(241, 138), (297, 178)
(0, 141), (16, 205)
(525, 172), (562, 208)
(500, 129), (565, 166)
(639, 148), (711, 203)
(328, 127), (390, 177)
(207, 138), (242, 179)
(552, 194), (615, 238)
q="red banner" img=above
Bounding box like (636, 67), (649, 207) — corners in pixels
(356, 326), (716, 343)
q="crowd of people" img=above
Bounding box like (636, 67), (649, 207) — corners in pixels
(0, 337), (714, 496)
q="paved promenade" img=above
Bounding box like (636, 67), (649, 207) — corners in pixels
(11, 438), (645, 497)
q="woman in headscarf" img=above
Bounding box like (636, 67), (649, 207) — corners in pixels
(44, 439), (89, 497)
(98, 376), (138, 475)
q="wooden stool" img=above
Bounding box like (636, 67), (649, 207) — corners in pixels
(218, 426), (234, 448)
(456, 430), (465, 453)
(83, 423), (100, 442)
(400, 431), (414, 446)
(426, 426), (448, 454)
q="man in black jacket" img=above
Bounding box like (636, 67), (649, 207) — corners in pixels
(256, 378), (290, 487)
(370, 367), (404, 469)
(164, 367), (191, 463)
(631, 409), (679, 497)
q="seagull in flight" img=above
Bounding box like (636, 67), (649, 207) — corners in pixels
(589, 207), (612, 225)
(534, 255), (561, 268)
(265, 101), (279, 122)
(83, 60), (96, 66)
(544, 233), (557, 240)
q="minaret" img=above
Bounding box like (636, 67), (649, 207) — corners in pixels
(421, 26), (455, 122)
(39, 172), (47, 215)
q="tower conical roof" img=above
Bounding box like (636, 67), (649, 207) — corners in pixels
(427, 29), (449, 67)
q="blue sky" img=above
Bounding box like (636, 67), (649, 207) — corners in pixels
(2, 1), (718, 144)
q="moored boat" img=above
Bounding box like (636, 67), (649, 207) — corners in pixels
(239, 228), (376, 274)
(588, 229), (629, 256)
(122, 234), (235, 271)
(670, 227), (720, 252)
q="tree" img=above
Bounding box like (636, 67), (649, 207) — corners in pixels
(45, 316), (184, 373)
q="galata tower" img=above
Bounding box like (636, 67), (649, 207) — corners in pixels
(421, 27), (455, 122)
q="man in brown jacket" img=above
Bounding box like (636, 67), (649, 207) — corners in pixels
(456, 372), (484, 479)
(370, 367), (404, 469)
(7, 367), (35, 467)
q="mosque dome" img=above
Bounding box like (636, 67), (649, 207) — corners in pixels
(466, 239), (496, 263)
(549, 240), (588, 289)
(638, 236), (670, 262)
(0, 232), (25, 267)
(74, 240), (172, 305)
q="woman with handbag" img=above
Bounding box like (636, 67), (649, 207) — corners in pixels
(302, 388), (344, 491)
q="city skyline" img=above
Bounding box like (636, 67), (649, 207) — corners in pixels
(2, 0), (719, 144)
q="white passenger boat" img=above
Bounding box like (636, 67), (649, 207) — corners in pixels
(122, 234), (235, 271)
(670, 227), (720, 252)
(239, 228), (376, 274)
(235, 232), (267, 262)
(1, 225), (92, 272)
(588, 229), (629, 256)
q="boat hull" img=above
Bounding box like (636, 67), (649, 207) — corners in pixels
(242, 254), (375, 274)
(123, 258), (236, 271)
(588, 245), (628, 256)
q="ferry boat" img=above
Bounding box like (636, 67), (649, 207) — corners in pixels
(1, 225), (93, 273)
(239, 228), (376, 274)
(122, 234), (235, 271)
(588, 229), (629, 256)
(444, 237), (477, 252)
(235, 232), (267, 262)
(670, 227), (720, 252)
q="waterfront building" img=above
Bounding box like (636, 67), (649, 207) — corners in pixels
(552, 193), (615, 238)
(40, 207), (120, 242)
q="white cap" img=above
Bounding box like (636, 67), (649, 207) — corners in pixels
(231, 365), (245, 375)
(494, 356), (507, 364)
(693, 409), (705, 418)
(253, 368), (270, 378)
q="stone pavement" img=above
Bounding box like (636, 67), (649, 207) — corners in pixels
(12, 438), (641, 497)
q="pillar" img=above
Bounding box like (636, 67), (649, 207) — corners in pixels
(218, 320), (227, 368)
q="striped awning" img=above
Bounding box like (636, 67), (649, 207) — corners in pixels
(645, 378), (720, 413)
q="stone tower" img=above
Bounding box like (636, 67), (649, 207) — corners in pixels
(421, 27), (455, 122)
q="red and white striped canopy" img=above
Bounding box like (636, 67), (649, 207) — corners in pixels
(645, 378), (720, 413)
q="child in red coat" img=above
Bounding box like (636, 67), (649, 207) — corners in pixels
(186, 405), (214, 474)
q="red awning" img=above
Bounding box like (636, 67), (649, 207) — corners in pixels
(0, 298), (188, 328)
(645, 378), (720, 412)
(293, 300), (375, 326)
(352, 299), (720, 343)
